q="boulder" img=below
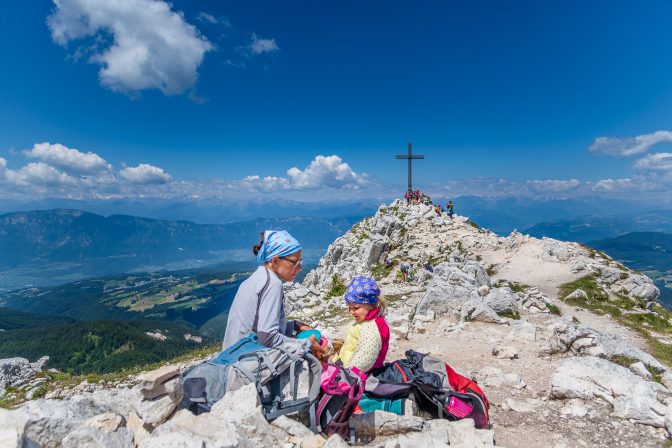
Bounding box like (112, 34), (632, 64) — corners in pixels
(62, 426), (133, 448)
(622, 274), (660, 303)
(630, 362), (653, 381)
(0, 356), (49, 389)
(151, 409), (238, 448)
(544, 317), (666, 373)
(350, 410), (424, 436)
(565, 289), (588, 301)
(415, 261), (489, 316)
(85, 412), (124, 433)
(482, 287), (519, 314)
(139, 432), (207, 448)
(140, 375), (183, 401)
(461, 300), (503, 324)
(0, 407), (29, 448)
(426, 419), (495, 447)
(138, 365), (180, 397)
(477, 366), (526, 389)
(136, 391), (181, 428)
(492, 345), (518, 359)
(19, 398), (112, 448)
(550, 356), (667, 428)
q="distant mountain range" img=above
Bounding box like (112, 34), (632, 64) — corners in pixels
(522, 212), (672, 242)
(0, 209), (360, 290)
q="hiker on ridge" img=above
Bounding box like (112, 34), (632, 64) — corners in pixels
(446, 200), (454, 218)
(222, 230), (322, 356)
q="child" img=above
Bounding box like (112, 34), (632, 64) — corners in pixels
(330, 276), (390, 373)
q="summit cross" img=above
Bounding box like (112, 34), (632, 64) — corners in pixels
(395, 143), (425, 192)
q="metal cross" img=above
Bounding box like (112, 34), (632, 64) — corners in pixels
(395, 143), (425, 192)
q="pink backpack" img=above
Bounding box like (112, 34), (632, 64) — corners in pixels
(315, 363), (366, 443)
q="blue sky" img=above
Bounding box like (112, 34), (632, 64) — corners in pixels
(1, 0), (672, 202)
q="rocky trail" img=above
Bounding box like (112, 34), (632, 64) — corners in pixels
(3, 200), (672, 447)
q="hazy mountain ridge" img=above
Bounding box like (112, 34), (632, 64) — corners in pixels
(0, 209), (361, 290)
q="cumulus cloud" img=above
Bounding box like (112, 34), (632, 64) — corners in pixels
(244, 155), (366, 192)
(526, 179), (582, 192)
(247, 33), (279, 55)
(634, 152), (672, 171)
(592, 178), (635, 192)
(589, 130), (672, 157)
(120, 163), (172, 184)
(25, 142), (112, 174)
(8, 162), (77, 187)
(48, 0), (213, 95)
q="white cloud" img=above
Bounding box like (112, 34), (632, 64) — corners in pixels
(248, 33), (279, 55)
(634, 152), (672, 171)
(526, 179), (581, 192)
(120, 163), (172, 184)
(287, 155), (366, 189)
(589, 130), (672, 157)
(197, 12), (230, 27)
(243, 155), (366, 192)
(25, 142), (112, 174)
(243, 175), (290, 192)
(8, 162), (77, 187)
(592, 178), (636, 192)
(48, 0), (213, 95)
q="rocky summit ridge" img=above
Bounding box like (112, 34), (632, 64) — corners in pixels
(3, 200), (672, 447)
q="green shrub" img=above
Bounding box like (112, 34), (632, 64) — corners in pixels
(326, 275), (346, 299)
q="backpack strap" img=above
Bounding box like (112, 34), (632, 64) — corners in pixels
(252, 266), (271, 333)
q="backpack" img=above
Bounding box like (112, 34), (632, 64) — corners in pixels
(315, 363), (366, 443)
(226, 341), (323, 423)
(365, 350), (490, 429)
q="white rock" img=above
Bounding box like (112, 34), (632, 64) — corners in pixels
(559, 399), (589, 418)
(550, 356), (667, 428)
(85, 412), (124, 433)
(492, 345), (518, 359)
(141, 375), (182, 401)
(210, 383), (261, 422)
(139, 432), (207, 448)
(350, 410), (424, 436)
(565, 289), (588, 301)
(477, 285), (491, 297)
(0, 408), (29, 448)
(630, 362), (653, 381)
(137, 365), (180, 396)
(478, 366), (526, 389)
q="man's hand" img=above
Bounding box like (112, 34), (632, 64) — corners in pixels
(299, 324), (313, 332)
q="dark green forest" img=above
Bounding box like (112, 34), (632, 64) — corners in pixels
(0, 320), (212, 374)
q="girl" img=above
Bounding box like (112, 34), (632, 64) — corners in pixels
(331, 276), (390, 373)
(222, 230), (321, 355)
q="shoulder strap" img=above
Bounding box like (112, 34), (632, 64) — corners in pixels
(252, 266), (271, 333)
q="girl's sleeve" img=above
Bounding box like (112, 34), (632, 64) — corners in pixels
(344, 321), (382, 372)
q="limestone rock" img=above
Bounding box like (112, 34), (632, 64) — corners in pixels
(478, 366), (526, 389)
(0, 407), (29, 448)
(351, 410), (424, 436)
(0, 356), (49, 390)
(151, 409), (238, 448)
(19, 398), (112, 448)
(141, 375), (183, 401)
(85, 412), (124, 433)
(482, 287), (519, 314)
(62, 426), (133, 448)
(492, 345), (518, 359)
(630, 362), (653, 381)
(565, 289), (588, 301)
(210, 383), (261, 422)
(138, 365), (180, 397)
(550, 356), (667, 428)
(544, 317), (665, 373)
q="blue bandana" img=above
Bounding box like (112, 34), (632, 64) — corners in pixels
(257, 230), (303, 264)
(344, 276), (380, 304)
